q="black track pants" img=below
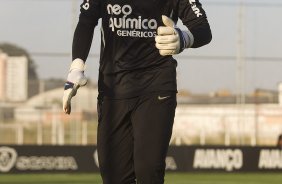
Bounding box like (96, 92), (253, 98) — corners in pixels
(97, 92), (177, 184)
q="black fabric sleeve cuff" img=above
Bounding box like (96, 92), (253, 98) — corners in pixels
(189, 22), (212, 48)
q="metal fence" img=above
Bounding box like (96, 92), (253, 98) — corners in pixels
(1, 104), (282, 146)
(0, 114), (98, 145)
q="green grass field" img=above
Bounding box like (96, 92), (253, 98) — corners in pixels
(0, 173), (282, 184)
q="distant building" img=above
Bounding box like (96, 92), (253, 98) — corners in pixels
(177, 90), (278, 105)
(15, 87), (98, 122)
(0, 52), (7, 101)
(0, 53), (28, 102)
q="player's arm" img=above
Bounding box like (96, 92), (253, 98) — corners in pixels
(63, 0), (101, 114)
(155, 0), (212, 56)
(177, 0), (212, 48)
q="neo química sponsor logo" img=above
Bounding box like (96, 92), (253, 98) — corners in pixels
(107, 4), (157, 38)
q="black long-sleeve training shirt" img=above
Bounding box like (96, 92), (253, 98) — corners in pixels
(72, 0), (212, 99)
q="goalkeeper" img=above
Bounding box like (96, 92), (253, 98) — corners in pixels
(63, 0), (212, 183)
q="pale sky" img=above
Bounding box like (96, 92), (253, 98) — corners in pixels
(0, 0), (282, 94)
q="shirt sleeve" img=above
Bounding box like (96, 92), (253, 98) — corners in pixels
(72, 0), (101, 61)
(174, 0), (212, 48)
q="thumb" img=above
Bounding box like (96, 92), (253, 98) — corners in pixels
(162, 15), (175, 27)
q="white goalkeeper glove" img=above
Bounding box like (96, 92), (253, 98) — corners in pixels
(155, 15), (194, 56)
(63, 58), (87, 114)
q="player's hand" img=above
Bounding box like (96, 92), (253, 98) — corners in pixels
(155, 15), (193, 56)
(63, 59), (87, 114)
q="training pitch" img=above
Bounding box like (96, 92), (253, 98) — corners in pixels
(0, 173), (281, 184)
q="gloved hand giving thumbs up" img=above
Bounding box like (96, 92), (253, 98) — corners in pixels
(155, 15), (194, 56)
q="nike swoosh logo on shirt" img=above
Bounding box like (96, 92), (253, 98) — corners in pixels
(158, 96), (170, 100)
